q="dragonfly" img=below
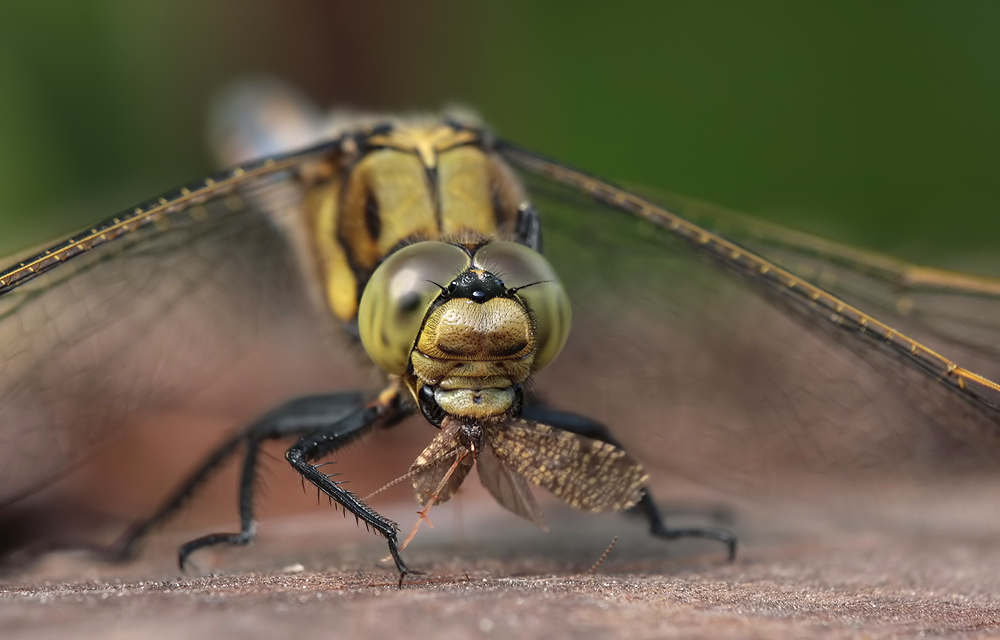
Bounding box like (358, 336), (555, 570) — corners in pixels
(1, 80), (999, 579)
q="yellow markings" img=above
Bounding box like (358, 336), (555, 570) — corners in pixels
(376, 383), (401, 409)
(367, 125), (480, 172)
(729, 250), (741, 260)
(0, 150), (318, 293)
(957, 368), (1000, 392)
(232, 167), (245, 177)
(759, 265), (770, 275)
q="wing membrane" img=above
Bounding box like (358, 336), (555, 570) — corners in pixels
(0, 143), (376, 509)
(632, 187), (1000, 363)
(475, 442), (547, 529)
(484, 419), (647, 512)
(409, 423), (474, 507)
(499, 141), (1000, 422)
(500, 144), (1000, 504)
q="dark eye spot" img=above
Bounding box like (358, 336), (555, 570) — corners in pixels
(364, 193), (381, 241)
(398, 291), (422, 314)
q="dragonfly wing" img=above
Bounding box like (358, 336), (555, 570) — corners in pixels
(639, 187), (1000, 369)
(504, 152), (1000, 508)
(0, 158), (378, 512)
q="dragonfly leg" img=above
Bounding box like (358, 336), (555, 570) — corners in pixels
(106, 391), (368, 567)
(285, 386), (421, 579)
(521, 405), (738, 561)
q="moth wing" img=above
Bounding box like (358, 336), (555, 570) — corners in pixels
(484, 419), (647, 513)
(408, 424), (474, 507)
(476, 440), (547, 530)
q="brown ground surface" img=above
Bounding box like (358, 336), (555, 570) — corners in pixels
(3, 489), (1000, 640)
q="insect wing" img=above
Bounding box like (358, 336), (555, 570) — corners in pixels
(484, 419), (647, 513)
(408, 422), (474, 508)
(475, 435), (547, 529)
(501, 150), (1000, 515)
(0, 148), (377, 521)
(637, 186), (1000, 370)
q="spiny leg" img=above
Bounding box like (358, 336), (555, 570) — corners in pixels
(106, 391), (367, 567)
(521, 405), (737, 561)
(285, 386), (419, 578)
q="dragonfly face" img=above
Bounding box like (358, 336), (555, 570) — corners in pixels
(2, 82), (1000, 578)
(359, 239), (571, 422)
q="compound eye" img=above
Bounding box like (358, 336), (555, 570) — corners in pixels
(359, 242), (471, 375)
(473, 242), (571, 372)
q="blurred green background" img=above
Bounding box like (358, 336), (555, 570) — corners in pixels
(0, 1), (997, 268)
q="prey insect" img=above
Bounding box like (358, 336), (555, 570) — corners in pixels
(3, 94), (1000, 580)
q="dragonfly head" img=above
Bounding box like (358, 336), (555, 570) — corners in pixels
(358, 240), (571, 424)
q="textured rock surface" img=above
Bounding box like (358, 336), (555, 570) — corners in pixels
(4, 495), (1000, 640)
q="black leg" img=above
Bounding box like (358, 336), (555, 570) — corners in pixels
(105, 391), (367, 567)
(521, 405), (737, 561)
(285, 387), (420, 579)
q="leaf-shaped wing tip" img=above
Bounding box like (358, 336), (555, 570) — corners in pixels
(486, 419), (649, 513)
